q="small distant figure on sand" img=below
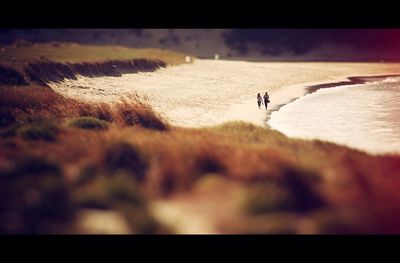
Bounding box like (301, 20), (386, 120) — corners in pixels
(185, 56), (191, 63)
(257, 93), (263, 109)
(214, 54), (220, 60)
(263, 92), (270, 109)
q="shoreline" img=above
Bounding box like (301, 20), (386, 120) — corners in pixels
(47, 59), (400, 128)
(267, 73), (400, 155)
(265, 73), (400, 127)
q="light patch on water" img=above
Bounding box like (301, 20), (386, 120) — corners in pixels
(269, 77), (400, 155)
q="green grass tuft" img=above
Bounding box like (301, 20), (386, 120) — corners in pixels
(67, 116), (108, 130)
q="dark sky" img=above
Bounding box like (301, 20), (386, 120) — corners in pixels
(2, 29), (400, 61)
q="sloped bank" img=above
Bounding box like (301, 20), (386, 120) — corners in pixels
(0, 65), (28, 86)
(0, 59), (167, 87)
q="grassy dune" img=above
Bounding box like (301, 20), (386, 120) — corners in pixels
(1, 86), (400, 234)
(0, 42), (188, 86)
(0, 41), (186, 67)
(1, 43), (400, 234)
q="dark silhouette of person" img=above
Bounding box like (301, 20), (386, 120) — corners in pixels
(257, 93), (263, 109)
(263, 92), (270, 109)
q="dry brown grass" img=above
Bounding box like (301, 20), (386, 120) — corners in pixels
(0, 86), (169, 131)
(0, 42), (187, 71)
(0, 43), (189, 88)
(114, 95), (169, 131)
(2, 86), (400, 233)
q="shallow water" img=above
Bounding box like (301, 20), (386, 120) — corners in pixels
(268, 77), (400, 155)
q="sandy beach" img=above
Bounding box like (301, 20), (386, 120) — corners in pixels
(49, 59), (400, 127)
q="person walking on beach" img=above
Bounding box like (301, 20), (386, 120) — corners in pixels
(263, 92), (270, 109)
(257, 93), (263, 109)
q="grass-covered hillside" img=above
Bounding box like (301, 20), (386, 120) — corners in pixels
(0, 41), (188, 86)
(1, 43), (400, 234)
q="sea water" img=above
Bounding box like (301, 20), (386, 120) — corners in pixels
(268, 77), (400, 155)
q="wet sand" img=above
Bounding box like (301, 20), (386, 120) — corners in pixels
(269, 75), (400, 155)
(48, 59), (400, 127)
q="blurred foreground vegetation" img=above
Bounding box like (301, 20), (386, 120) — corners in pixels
(1, 86), (400, 234)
